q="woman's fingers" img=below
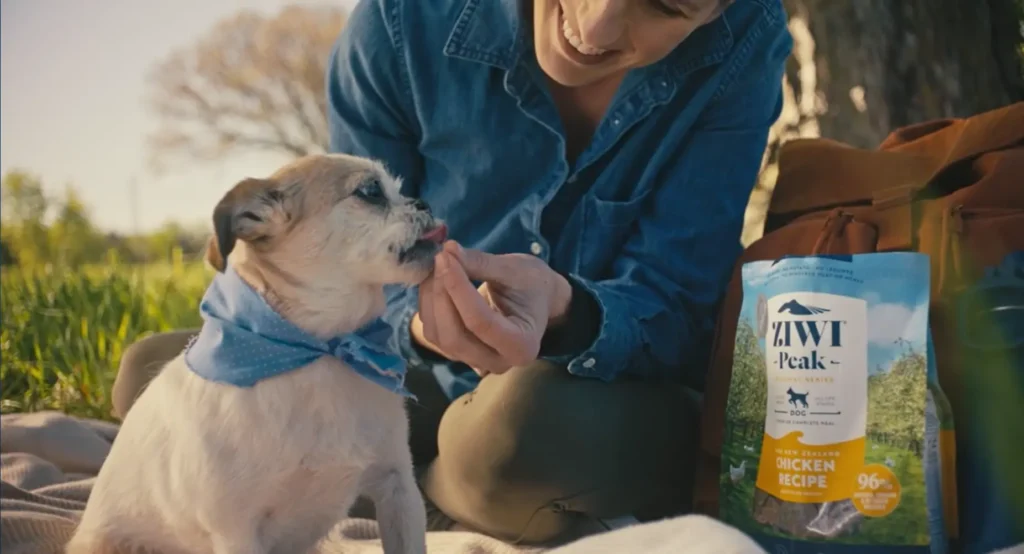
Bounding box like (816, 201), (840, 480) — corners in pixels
(439, 251), (517, 339)
(418, 271), (439, 346)
(471, 366), (491, 378)
(439, 251), (534, 365)
(445, 241), (509, 284)
(431, 253), (509, 373)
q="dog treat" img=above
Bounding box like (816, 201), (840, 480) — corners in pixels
(720, 253), (956, 553)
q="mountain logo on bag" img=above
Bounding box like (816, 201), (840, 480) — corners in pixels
(777, 299), (831, 315)
(771, 298), (843, 354)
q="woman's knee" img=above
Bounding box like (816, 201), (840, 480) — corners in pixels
(439, 360), (697, 480)
(423, 361), (699, 542)
(435, 362), (583, 484)
(421, 363), (585, 541)
(111, 330), (198, 419)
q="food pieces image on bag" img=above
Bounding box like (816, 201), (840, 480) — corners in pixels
(720, 253), (955, 553)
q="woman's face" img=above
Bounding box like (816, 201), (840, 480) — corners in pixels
(533, 0), (726, 87)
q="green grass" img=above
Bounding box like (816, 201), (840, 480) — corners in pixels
(1, 257), (212, 420)
(856, 443), (929, 545)
(719, 434), (930, 546)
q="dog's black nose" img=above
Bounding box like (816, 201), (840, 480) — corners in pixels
(411, 199), (431, 214)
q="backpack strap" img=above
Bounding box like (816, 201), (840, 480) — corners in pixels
(768, 102), (1024, 250)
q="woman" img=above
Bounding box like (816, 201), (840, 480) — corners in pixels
(114, 0), (792, 545)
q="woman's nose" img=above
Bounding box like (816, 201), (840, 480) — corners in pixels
(576, 0), (628, 48)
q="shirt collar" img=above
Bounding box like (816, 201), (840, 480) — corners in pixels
(443, 0), (524, 70)
(442, 0), (733, 78)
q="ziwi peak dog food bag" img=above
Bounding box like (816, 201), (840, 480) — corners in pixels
(720, 253), (957, 553)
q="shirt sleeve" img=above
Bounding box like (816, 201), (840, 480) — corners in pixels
(325, 0), (427, 364)
(537, 273), (602, 357)
(541, 20), (793, 391)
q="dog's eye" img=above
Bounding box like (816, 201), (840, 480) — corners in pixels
(354, 180), (386, 206)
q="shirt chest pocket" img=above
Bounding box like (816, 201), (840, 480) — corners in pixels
(574, 190), (652, 278)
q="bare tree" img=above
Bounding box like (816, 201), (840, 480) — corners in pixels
(146, 5), (347, 170)
(782, 0), (1023, 150)
(743, 0), (1024, 244)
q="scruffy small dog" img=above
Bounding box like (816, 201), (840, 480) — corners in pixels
(67, 154), (444, 554)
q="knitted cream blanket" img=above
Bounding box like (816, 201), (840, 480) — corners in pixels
(0, 411), (544, 554)
(0, 410), (788, 554)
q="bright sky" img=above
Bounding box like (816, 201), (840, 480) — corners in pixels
(1, 0), (357, 233)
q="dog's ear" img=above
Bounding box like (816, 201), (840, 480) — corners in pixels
(211, 177), (292, 264)
(204, 235), (226, 272)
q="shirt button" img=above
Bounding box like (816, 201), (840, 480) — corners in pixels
(582, 358), (596, 368)
(611, 118), (621, 126)
(530, 242), (544, 256)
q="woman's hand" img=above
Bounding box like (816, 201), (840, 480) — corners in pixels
(412, 241), (572, 375)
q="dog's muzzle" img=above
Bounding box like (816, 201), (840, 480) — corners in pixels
(398, 220), (447, 264)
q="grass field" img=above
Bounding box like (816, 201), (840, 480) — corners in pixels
(720, 435), (930, 546)
(1, 255), (212, 420)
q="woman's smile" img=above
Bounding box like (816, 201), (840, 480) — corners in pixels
(558, 1), (610, 58)
(536, 0), (723, 87)
(551, 0), (619, 69)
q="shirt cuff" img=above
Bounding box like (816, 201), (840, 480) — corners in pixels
(539, 273), (633, 381)
(538, 272), (601, 358)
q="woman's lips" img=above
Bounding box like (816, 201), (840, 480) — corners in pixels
(556, 2), (616, 66)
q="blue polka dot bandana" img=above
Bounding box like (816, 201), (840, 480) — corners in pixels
(184, 266), (413, 398)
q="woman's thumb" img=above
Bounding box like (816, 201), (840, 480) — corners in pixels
(446, 242), (503, 282)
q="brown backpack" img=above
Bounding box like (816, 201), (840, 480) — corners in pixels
(693, 102), (1024, 530)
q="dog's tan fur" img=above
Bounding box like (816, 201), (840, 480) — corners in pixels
(67, 154), (438, 554)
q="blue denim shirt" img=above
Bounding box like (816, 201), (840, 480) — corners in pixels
(326, 0), (792, 400)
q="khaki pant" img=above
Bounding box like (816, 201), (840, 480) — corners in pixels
(113, 330), (701, 545)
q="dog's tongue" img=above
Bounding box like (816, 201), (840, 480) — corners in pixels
(420, 224), (448, 244)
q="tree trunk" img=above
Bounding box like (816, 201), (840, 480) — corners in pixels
(743, 0), (1024, 244)
(787, 0), (1023, 149)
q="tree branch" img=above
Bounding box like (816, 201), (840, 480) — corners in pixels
(145, 6), (346, 171)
